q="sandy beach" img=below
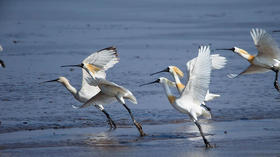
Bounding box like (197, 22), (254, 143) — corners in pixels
(1, 0), (280, 156)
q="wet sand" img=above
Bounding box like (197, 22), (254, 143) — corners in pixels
(1, 119), (280, 157)
(1, 0), (280, 156)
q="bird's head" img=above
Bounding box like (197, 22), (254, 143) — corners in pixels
(150, 66), (183, 78)
(61, 63), (101, 77)
(139, 77), (171, 87)
(216, 47), (254, 62)
(41, 77), (69, 84)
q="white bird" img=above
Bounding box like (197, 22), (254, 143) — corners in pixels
(42, 46), (119, 129)
(61, 50), (146, 137)
(140, 46), (213, 148)
(0, 45), (5, 68)
(150, 54), (226, 103)
(217, 28), (280, 92)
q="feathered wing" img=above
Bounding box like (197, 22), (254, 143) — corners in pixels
(186, 54), (226, 71)
(73, 91), (116, 109)
(80, 46), (119, 96)
(82, 46), (119, 71)
(180, 46), (212, 105)
(251, 28), (280, 59)
(227, 64), (270, 79)
(79, 69), (101, 98)
(210, 54), (227, 69)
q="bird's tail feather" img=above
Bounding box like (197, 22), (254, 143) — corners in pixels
(126, 94), (137, 104)
(205, 92), (220, 102)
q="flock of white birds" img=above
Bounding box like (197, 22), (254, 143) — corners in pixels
(1, 28), (280, 148)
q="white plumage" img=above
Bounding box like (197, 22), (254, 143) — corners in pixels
(142, 46), (213, 148)
(217, 28), (280, 92)
(62, 47), (146, 137)
(43, 46), (119, 128)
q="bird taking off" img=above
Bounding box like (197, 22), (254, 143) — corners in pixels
(141, 46), (213, 148)
(42, 46), (119, 129)
(61, 47), (146, 137)
(217, 28), (280, 92)
(150, 53), (226, 104)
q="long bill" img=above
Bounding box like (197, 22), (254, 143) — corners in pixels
(61, 64), (83, 68)
(40, 79), (58, 84)
(216, 48), (234, 51)
(150, 68), (169, 76)
(139, 80), (159, 87)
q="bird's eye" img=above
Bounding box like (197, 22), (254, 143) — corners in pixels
(81, 63), (84, 67)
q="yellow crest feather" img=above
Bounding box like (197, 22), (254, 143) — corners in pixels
(172, 66), (184, 78)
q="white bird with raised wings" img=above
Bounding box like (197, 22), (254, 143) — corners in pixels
(42, 46), (119, 129)
(217, 28), (280, 92)
(141, 46), (213, 148)
(150, 54), (226, 104)
(61, 49), (146, 137)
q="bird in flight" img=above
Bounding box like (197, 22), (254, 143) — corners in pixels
(42, 46), (119, 129)
(141, 46), (213, 148)
(61, 48), (146, 137)
(217, 28), (280, 92)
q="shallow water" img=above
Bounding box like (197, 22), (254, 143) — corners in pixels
(0, 0), (280, 155)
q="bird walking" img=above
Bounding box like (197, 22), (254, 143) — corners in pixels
(61, 49), (146, 137)
(150, 54), (226, 102)
(217, 28), (280, 92)
(141, 46), (213, 148)
(42, 46), (119, 129)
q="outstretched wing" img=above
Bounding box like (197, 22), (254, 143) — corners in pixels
(73, 91), (116, 109)
(180, 46), (212, 104)
(251, 28), (280, 59)
(80, 46), (119, 97)
(210, 54), (227, 70)
(186, 54), (226, 72)
(227, 64), (270, 79)
(82, 46), (119, 72)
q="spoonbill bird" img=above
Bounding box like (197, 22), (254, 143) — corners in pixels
(61, 52), (146, 137)
(150, 54), (226, 102)
(43, 46), (119, 129)
(0, 45), (5, 68)
(217, 28), (280, 92)
(140, 46), (213, 148)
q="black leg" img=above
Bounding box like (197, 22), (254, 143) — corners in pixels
(0, 59), (5, 68)
(274, 70), (280, 92)
(194, 121), (212, 148)
(122, 103), (146, 136)
(102, 109), (117, 129)
(201, 104), (211, 111)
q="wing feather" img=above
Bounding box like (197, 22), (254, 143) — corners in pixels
(82, 46), (119, 71)
(80, 46), (119, 96)
(73, 91), (116, 109)
(186, 54), (226, 71)
(227, 64), (270, 79)
(181, 46), (212, 104)
(251, 28), (280, 59)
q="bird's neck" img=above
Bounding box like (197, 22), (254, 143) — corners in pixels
(61, 80), (78, 97)
(161, 81), (176, 105)
(236, 48), (254, 62)
(171, 71), (185, 93)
